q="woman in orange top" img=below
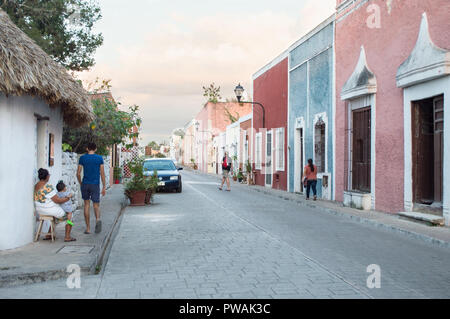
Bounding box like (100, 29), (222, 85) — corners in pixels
(303, 159), (318, 201)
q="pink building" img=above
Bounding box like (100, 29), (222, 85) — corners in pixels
(252, 57), (289, 191)
(193, 102), (252, 174)
(335, 0), (450, 224)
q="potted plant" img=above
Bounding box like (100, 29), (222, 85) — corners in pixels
(245, 160), (253, 185)
(145, 170), (159, 205)
(113, 167), (122, 184)
(232, 171), (238, 182)
(190, 158), (198, 170)
(124, 158), (158, 206)
(237, 169), (244, 183)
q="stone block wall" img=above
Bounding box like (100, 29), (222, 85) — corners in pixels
(61, 152), (111, 209)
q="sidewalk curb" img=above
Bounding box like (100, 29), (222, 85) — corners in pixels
(248, 186), (450, 250)
(90, 198), (129, 275)
(0, 192), (129, 289)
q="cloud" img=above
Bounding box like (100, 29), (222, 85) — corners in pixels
(79, 1), (335, 145)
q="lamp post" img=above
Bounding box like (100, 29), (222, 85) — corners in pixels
(234, 83), (265, 128)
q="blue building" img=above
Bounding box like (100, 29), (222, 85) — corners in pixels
(288, 16), (335, 200)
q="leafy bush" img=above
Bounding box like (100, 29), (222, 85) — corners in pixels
(154, 153), (166, 158)
(203, 83), (221, 103)
(63, 97), (141, 155)
(245, 160), (252, 174)
(113, 167), (122, 180)
(62, 143), (73, 152)
(124, 158), (158, 201)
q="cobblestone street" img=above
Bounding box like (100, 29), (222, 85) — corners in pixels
(1, 170), (450, 299)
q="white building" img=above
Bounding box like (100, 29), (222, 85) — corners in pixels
(0, 9), (92, 250)
(169, 128), (184, 164)
(224, 114), (253, 174)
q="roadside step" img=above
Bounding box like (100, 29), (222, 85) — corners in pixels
(398, 211), (445, 226)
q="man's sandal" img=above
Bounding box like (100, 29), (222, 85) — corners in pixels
(64, 238), (76, 242)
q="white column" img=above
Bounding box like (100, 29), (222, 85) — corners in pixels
(444, 86), (450, 225)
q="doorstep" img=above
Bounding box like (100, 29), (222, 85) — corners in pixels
(398, 211), (445, 226)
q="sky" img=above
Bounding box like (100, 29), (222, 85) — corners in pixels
(79, 0), (336, 146)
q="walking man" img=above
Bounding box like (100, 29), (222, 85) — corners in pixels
(77, 142), (106, 234)
(219, 151), (232, 191)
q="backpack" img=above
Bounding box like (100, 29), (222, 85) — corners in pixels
(222, 156), (230, 170)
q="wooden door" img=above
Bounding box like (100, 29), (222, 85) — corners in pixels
(434, 97), (444, 203)
(412, 100), (434, 204)
(352, 108), (371, 192)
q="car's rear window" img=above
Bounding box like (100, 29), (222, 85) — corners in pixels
(144, 160), (176, 171)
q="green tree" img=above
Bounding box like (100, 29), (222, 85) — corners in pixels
(1, 0), (103, 71)
(147, 141), (159, 150)
(173, 129), (185, 138)
(202, 83), (222, 103)
(63, 98), (142, 155)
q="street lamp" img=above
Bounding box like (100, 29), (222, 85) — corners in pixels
(234, 83), (265, 128)
(234, 84), (245, 102)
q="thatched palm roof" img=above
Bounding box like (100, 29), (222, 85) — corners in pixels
(0, 9), (93, 127)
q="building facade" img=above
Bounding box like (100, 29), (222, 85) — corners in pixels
(288, 16), (335, 200)
(169, 129), (184, 164)
(194, 102), (252, 174)
(182, 120), (196, 167)
(239, 114), (253, 172)
(335, 0), (450, 224)
(0, 9), (92, 250)
(253, 58), (289, 190)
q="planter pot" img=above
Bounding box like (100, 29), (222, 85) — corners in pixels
(246, 173), (253, 185)
(128, 190), (147, 206)
(238, 178), (243, 183)
(343, 191), (372, 210)
(145, 190), (153, 205)
(114, 179), (120, 184)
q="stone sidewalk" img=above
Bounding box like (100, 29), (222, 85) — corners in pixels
(0, 185), (128, 288)
(186, 168), (450, 249)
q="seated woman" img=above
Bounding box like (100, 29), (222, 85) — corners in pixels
(34, 168), (76, 242)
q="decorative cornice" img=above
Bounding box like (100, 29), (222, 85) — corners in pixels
(341, 46), (377, 100)
(396, 13), (450, 88)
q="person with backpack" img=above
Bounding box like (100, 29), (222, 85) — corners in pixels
(303, 158), (318, 201)
(219, 151), (232, 191)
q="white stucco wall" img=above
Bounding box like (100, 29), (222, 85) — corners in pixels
(0, 94), (63, 251)
(226, 123), (240, 172)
